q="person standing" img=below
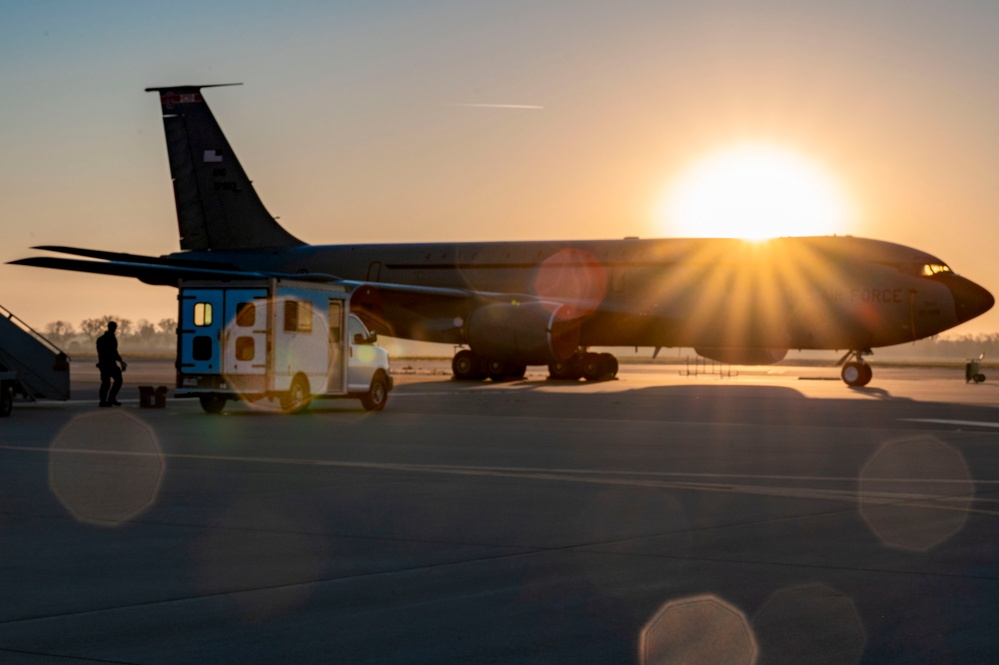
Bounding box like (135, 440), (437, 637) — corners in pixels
(96, 321), (127, 407)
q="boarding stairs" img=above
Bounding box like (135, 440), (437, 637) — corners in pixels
(0, 304), (71, 402)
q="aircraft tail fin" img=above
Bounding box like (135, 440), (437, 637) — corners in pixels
(145, 84), (304, 251)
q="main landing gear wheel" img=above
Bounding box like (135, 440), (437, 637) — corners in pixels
(486, 359), (527, 382)
(548, 356), (583, 381)
(486, 359), (509, 381)
(581, 352), (619, 382)
(841, 361), (873, 387)
(600, 353), (619, 379)
(452, 350), (486, 381)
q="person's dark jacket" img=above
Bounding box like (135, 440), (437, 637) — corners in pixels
(96, 331), (122, 369)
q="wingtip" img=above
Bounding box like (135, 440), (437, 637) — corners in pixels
(7, 257), (43, 266)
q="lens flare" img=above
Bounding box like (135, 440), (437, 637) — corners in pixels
(191, 497), (330, 622)
(222, 295), (338, 414)
(640, 594), (757, 665)
(859, 436), (973, 551)
(754, 583), (866, 664)
(533, 248), (607, 319)
(48, 411), (164, 527)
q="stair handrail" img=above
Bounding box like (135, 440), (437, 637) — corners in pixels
(0, 303), (72, 360)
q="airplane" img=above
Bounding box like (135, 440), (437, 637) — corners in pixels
(10, 84), (994, 387)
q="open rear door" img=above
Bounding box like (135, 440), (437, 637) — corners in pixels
(327, 299), (345, 393)
(178, 289), (224, 374)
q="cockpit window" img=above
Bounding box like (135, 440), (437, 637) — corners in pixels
(922, 263), (952, 276)
(875, 262), (954, 277)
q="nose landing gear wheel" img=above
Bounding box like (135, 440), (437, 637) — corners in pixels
(841, 361), (873, 387)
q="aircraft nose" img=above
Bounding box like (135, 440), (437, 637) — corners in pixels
(947, 275), (994, 324)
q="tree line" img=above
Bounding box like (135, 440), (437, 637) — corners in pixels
(44, 317), (177, 356)
(872, 333), (999, 361)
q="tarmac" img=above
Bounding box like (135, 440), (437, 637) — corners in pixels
(2, 358), (999, 663)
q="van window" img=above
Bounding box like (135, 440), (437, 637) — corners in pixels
(236, 303), (255, 327)
(192, 335), (213, 361)
(194, 302), (213, 327)
(283, 300), (313, 333)
(348, 315), (369, 342)
(235, 336), (254, 361)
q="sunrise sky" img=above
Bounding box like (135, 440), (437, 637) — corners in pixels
(3, 1), (999, 339)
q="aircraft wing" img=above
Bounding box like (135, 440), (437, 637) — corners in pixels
(7, 253), (521, 302)
(9, 256), (277, 285)
(9, 250), (626, 344)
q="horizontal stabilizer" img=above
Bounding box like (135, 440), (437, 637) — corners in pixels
(144, 83), (243, 93)
(33, 246), (237, 270)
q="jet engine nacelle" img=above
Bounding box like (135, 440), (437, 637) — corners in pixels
(467, 303), (581, 365)
(694, 347), (788, 365)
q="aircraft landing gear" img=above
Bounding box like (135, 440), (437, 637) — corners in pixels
(486, 358), (526, 382)
(548, 355), (583, 380)
(581, 352), (618, 381)
(839, 350), (873, 387)
(548, 351), (619, 382)
(450, 348), (621, 382)
(452, 350), (525, 382)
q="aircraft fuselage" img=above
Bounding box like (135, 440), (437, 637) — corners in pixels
(173, 234), (992, 355)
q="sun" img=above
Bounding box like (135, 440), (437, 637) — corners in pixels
(657, 145), (853, 240)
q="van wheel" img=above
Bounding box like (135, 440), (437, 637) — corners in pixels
(199, 394), (226, 414)
(282, 375), (312, 414)
(361, 374), (389, 411)
(0, 384), (13, 418)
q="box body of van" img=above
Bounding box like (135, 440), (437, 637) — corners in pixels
(176, 279), (392, 413)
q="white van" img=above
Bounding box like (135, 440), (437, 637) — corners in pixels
(176, 279), (392, 414)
